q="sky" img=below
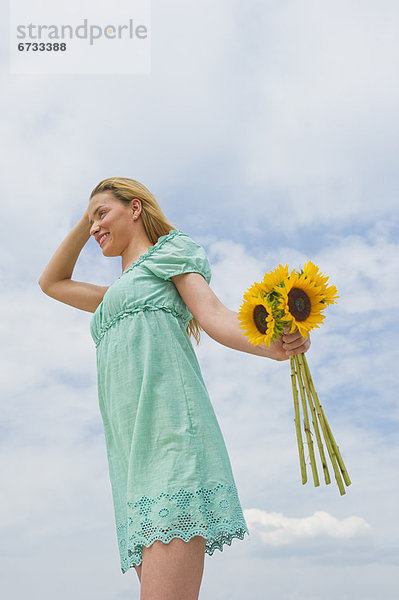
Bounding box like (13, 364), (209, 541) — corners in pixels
(1, 1), (399, 598)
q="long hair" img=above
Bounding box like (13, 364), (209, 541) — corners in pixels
(90, 176), (203, 345)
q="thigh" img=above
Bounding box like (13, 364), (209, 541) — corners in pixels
(140, 536), (206, 600)
(134, 563), (142, 582)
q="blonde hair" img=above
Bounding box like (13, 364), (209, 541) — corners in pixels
(90, 176), (204, 345)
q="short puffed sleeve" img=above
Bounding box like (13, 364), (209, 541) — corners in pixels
(145, 230), (212, 284)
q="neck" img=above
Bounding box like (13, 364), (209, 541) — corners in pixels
(121, 224), (153, 273)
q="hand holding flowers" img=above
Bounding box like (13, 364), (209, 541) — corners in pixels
(271, 326), (311, 361)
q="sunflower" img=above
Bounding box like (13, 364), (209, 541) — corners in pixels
(261, 263), (290, 293)
(242, 281), (267, 302)
(278, 269), (326, 337)
(238, 289), (277, 347)
(242, 264), (289, 302)
(301, 261), (339, 306)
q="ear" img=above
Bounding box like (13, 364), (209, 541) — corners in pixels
(130, 198), (142, 216)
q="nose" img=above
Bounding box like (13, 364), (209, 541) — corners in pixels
(90, 221), (100, 237)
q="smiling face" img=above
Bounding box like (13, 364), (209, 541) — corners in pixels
(88, 192), (136, 257)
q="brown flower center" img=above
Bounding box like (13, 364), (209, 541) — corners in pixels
(253, 304), (269, 334)
(288, 287), (311, 321)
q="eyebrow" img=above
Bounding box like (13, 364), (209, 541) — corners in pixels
(88, 205), (106, 226)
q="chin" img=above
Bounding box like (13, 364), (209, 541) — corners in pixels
(102, 245), (119, 258)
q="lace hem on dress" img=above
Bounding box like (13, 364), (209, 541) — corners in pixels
(116, 482), (250, 573)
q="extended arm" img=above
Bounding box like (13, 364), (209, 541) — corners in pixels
(172, 272), (311, 361)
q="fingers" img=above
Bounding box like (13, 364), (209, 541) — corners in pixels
(282, 331), (311, 356)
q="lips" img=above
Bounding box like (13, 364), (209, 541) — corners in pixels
(97, 232), (110, 247)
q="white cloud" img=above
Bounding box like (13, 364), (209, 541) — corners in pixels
(244, 509), (371, 545)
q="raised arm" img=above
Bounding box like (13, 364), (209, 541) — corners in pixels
(172, 272), (311, 361)
(38, 208), (109, 313)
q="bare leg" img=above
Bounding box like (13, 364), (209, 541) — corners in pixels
(135, 563), (142, 583)
(140, 536), (206, 600)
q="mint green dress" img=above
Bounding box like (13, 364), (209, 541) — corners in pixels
(90, 229), (249, 573)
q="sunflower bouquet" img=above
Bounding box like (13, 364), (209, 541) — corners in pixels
(238, 262), (351, 495)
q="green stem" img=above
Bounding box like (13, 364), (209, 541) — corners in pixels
(297, 353), (331, 485)
(290, 357), (307, 484)
(294, 355), (319, 487)
(298, 354), (347, 496)
(302, 354), (352, 488)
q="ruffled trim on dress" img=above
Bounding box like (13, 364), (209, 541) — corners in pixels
(117, 482), (250, 574)
(93, 304), (189, 348)
(120, 229), (181, 278)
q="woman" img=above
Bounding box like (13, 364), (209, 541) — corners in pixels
(39, 177), (310, 600)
